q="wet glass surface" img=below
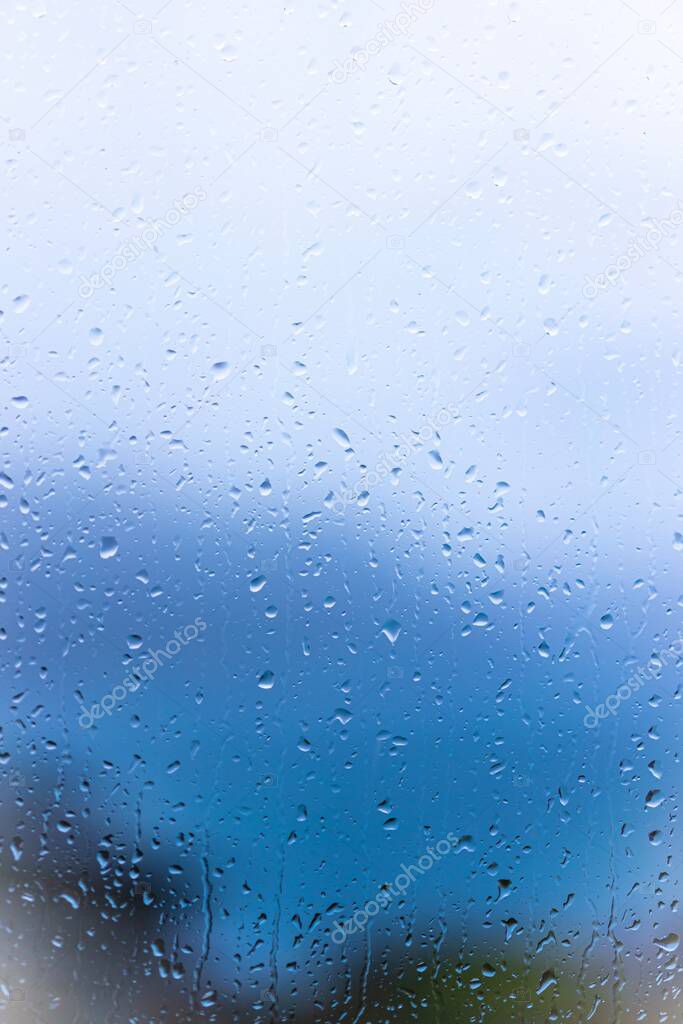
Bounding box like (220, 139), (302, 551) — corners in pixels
(2, 1), (683, 1020)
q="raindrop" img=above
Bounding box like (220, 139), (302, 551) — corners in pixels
(100, 537), (119, 559)
(381, 619), (402, 644)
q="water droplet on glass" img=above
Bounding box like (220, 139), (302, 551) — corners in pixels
(100, 536), (119, 559)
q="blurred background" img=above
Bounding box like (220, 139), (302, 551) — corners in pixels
(2, 0), (683, 1020)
